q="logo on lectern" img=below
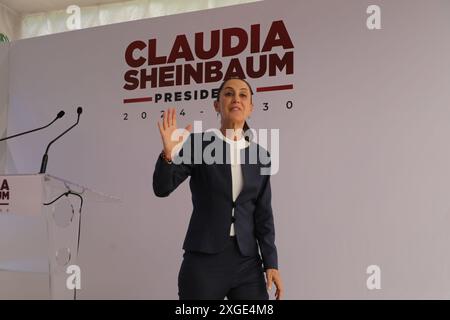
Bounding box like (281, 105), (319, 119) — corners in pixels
(0, 179), (10, 212)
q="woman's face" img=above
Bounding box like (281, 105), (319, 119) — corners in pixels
(214, 79), (253, 125)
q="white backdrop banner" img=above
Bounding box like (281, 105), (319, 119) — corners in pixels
(0, 43), (9, 175)
(3, 0), (450, 299)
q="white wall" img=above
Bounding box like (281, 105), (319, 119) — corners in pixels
(0, 43), (8, 174)
(0, 3), (17, 175)
(0, 3), (20, 41)
(20, 0), (260, 39)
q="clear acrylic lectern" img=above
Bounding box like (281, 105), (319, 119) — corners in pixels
(0, 174), (119, 299)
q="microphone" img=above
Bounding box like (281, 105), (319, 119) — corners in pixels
(0, 111), (65, 142)
(39, 107), (83, 174)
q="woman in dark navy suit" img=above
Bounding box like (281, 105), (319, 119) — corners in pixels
(153, 78), (283, 300)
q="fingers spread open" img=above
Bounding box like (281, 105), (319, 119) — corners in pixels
(163, 110), (168, 130)
(172, 108), (176, 128)
(157, 121), (163, 135)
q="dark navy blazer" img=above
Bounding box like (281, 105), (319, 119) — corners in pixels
(153, 131), (278, 270)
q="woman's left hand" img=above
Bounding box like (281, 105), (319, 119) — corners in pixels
(265, 268), (284, 300)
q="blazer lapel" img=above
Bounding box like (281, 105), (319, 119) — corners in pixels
(236, 144), (260, 205)
(209, 137), (260, 204)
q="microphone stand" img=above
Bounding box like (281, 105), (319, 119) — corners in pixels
(39, 107), (82, 174)
(0, 111), (65, 142)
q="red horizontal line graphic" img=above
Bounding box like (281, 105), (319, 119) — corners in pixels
(123, 97), (153, 104)
(0, 203), (9, 205)
(257, 84), (294, 92)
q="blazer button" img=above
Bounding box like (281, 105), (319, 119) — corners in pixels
(232, 201), (236, 208)
(231, 216), (236, 223)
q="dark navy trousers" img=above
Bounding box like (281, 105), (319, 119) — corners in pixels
(178, 237), (269, 300)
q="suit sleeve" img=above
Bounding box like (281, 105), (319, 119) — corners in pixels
(254, 161), (278, 270)
(152, 133), (195, 197)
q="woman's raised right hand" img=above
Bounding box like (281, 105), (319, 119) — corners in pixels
(157, 107), (192, 161)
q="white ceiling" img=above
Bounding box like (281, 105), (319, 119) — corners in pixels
(1, 0), (129, 14)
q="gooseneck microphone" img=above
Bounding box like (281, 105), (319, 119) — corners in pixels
(39, 107), (83, 174)
(0, 111), (65, 142)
